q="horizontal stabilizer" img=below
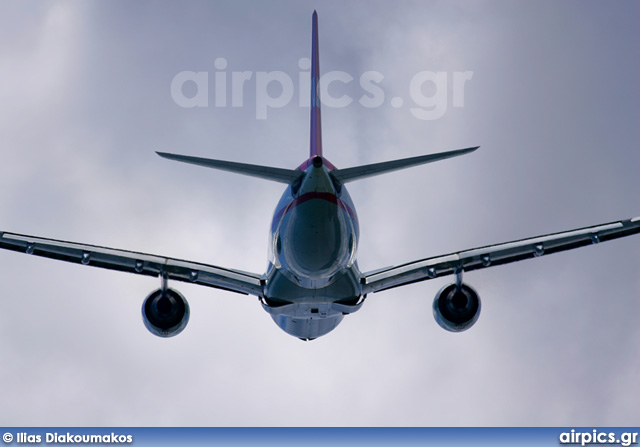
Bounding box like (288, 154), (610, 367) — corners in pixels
(156, 152), (302, 184)
(331, 146), (479, 183)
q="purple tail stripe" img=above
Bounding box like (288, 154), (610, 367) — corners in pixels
(310, 11), (322, 158)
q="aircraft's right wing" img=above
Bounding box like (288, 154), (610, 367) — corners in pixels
(0, 232), (264, 296)
(361, 216), (640, 294)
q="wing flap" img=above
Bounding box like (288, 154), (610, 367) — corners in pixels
(0, 232), (263, 296)
(362, 216), (640, 294)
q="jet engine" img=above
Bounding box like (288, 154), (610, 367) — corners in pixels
(142, 288), (190, 337)
(432, 282), (481, 332)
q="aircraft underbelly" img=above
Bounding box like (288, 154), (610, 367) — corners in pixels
(270, 312), (344, 341)
(281, 198), (351, 279)
(262, 162), (363, 340)
(262, 265), (363, 341)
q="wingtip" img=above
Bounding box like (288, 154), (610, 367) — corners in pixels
(461, 145), (480, 154)
(457, 146), (479, 154)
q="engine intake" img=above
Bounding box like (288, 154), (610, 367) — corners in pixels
(142, 288), (190, 337)
(432, 282), (481, 332)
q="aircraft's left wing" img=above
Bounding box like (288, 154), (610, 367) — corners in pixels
(362, 216), (640, 294)
(0, 232), (264, 296)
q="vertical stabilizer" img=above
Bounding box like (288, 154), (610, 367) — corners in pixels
(310, 11), (322, 158)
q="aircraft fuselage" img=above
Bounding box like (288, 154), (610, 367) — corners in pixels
(262, 156), (364, 340)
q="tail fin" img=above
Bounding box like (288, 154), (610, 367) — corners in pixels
(157, 14), (479, 185)
(310, 11), (322, 158)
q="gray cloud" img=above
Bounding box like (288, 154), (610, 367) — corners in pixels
(0, 0), (639, 426)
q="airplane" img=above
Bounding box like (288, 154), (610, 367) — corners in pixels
(1, 12), (639, 341)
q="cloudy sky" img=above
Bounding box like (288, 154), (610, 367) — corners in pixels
(0, 0), (639, 426)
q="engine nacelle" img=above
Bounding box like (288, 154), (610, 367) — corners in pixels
(142, 288), (190, 337)
(432, 283), (481, 332)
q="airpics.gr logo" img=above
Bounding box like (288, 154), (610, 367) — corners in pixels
(170, 57), (473, 120)
(559, 429), (638, 447)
